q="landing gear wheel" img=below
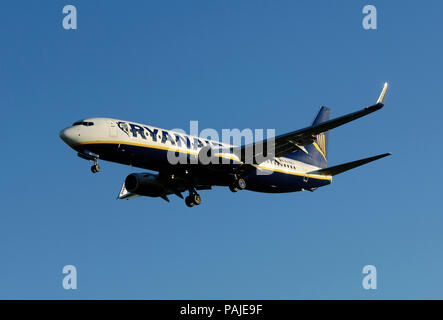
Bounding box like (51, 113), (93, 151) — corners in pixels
(192, 193), (202, 205)
(236, 178), (246, 190)
(185, 196), (195, 207)
(185, 187), (202, 207)
(91, 164), (100, 173)
(230, 178), (246, 192)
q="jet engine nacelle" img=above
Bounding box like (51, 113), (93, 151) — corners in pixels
(124, 173), (165, 197)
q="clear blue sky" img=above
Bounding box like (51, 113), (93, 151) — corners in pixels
(1, 0), (442, 299)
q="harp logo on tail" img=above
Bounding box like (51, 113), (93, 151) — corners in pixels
(314, 132), (327, 162)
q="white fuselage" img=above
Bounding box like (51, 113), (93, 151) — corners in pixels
(60, 117), (331, 180)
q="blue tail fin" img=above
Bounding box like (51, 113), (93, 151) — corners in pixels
(285, 106), (330, 168)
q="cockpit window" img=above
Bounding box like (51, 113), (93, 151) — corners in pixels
(72, 121), (94, 127)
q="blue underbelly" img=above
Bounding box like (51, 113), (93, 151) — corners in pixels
(75, 142), (331, 193)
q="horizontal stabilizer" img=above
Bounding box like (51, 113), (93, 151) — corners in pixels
(309, 153), (391, 176)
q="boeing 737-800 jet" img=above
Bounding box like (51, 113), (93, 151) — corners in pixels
(59, 83), (391, 207)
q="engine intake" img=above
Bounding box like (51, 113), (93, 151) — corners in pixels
(124, 173), (165, 197)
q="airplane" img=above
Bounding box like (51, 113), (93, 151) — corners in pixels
(59, 83), (391, 207)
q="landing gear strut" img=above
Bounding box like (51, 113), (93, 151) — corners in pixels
(229, 178), (246, 193)
(185, 188), (202, 207)
(77, 151), (101, 174)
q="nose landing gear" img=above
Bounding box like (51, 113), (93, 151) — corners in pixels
(90, 159), (100, 173)
(91, 163), (100, 173)
(77, 151), (101, 174)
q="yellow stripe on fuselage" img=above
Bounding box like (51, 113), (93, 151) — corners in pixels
(75, 140), (240, 161)
(74, 140), (332, 181)
(256, 165), (332, 180)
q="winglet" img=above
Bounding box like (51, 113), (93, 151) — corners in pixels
(377, 82), (389, 105)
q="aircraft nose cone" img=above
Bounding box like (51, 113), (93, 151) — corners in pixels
(59, 127), (78, 146)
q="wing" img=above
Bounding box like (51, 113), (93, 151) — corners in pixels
(309, 153), (392, 176)
(236, 83), (389, 164)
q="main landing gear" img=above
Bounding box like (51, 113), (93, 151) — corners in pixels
(229, 178), (246, 193)
(185, 188), (202, 207)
